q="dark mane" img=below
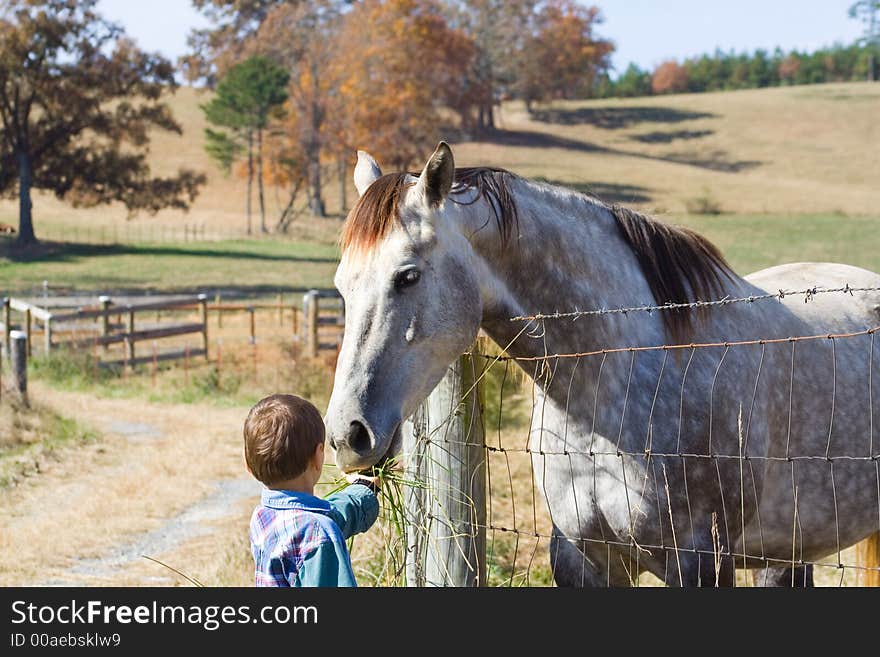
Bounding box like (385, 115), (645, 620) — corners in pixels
(609, 204), (732, 341)
(341, 167), (732, 340)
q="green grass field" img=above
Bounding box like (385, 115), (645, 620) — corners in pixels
(0, 237), (339, 295)
(3, 211), (878, 297)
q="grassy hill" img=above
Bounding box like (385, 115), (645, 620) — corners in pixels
(1, 82), (879, 293)
(1, 82), (877, 233)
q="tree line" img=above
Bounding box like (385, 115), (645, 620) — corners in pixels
(602, 42), (880, 98)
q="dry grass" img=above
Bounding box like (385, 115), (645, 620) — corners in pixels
(0, 383), (251, 585)
(1, 82), (877, 240)
(454, 83), (880, 217)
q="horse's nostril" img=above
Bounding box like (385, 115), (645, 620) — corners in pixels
(345, 421), (372, 454)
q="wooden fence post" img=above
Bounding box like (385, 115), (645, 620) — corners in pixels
(2, 297), (10, 355)
(24, 308), (32, 357)
(404, 350), (487, 587)
(198, 294), (209, 360)
(99, 295), (111, 352)
(44, 314), (53, 354)
(304, 291), (319, 358)
(215, 293), (222, 328)
(126, 306), (136, 367)
(9, 330), (28, 406)
(277, 293), (284, 326)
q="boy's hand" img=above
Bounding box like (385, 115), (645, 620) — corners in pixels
(345, 473), (381, 491)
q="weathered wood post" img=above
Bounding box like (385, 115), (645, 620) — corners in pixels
(304, 290), (319, 359)
(215, 293), (222, 328)
(277, 293), (284, 326)
(2, 297), (10, 354)
(404, 350), (487, 587)
(198, 294), (209, 360)
(99, 295), (111, 353)
(9, 330), (28, 406)
(24, 308), (32, 357)
(125, 306), (136, 367)
(44, 313), (53, 355)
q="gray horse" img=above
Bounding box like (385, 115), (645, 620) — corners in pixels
(325, 142), (880, 586)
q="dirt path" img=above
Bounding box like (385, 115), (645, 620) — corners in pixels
(0, 383), (258, 586)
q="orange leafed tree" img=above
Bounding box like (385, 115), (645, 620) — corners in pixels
(519, 1), (613, 107)
(651, 60), (689, 94)
(778, 54), (801, 82)
(334, 0), (478, 170)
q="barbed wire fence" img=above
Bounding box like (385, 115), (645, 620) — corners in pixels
(388, 285), (880, 587)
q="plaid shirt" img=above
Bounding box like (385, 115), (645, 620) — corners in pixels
(249, 485), (379, 587)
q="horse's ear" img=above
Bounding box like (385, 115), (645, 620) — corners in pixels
(354, 150), (382, 197)
(416, 141), (454, 207)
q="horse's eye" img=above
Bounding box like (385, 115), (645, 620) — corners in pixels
(394, 268), (421, 291)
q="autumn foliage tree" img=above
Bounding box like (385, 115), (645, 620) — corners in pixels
(455, 0), (536, 130)
(0, 0), (204, 245)
(519, 1), (613, 107)
(651, 60), (689, 94)
(334, 0), (478, 170)
(253, 1), (347, 217)
(187, 0), (615, 219)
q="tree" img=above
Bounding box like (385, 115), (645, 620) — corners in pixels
(0, 0), (204, 245)
(611, 63), (652, 97)
(334, 0), (477, 170)
(778, 54), (801, 84)
(182, 0), (295, 84)
(651, 60), (689, 94)
(202, 55), (289, 234)
(518, 1), (613, 108)
(849, 1), (880, 80)
(253, 1), (348, 218)
(451, 0), (535, 131)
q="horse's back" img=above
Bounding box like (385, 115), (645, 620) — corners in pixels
(745, 262), (880, 332)
(739, 262), (880, 560)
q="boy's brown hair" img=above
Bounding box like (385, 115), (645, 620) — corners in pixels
(244, 394), (325, 485)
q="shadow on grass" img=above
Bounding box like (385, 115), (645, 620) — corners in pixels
(530, 106), (716, 129)
(534, 178), (653, 204)
(0, 240), (338, 265)
(481, 129), (762, 174)
(630, 129), (714, 144)
(483, 129), (603, 153)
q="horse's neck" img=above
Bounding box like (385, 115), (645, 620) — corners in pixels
(467, 181), (666, 359)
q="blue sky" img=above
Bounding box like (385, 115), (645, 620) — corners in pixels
(97, 0), (866, 75)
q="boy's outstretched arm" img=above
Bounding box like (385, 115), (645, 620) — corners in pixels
(325, 476), (380, 540)
(296, 542), (358, 587)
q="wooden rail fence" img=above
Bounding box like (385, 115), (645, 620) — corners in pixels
(1, 289), (346, 373)
(2, 295), (209, 370)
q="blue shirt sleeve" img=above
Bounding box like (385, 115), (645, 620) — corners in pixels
(324, 484), (380, 540)
(295, 540), (358, 587)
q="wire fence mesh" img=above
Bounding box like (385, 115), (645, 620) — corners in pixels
(383, 286), (880, 587)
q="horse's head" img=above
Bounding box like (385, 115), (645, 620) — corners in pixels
(326, 143), (484, 472)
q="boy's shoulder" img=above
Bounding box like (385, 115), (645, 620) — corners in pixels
(250, 499), (344, 548)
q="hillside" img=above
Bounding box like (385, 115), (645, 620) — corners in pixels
(0, 82), (878, 238)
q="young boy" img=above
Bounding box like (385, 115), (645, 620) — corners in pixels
(244, 393), (380, 587)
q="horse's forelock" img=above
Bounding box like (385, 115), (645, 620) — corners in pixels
(340, 172), (413, 255)
(340, 167), (520, 255)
